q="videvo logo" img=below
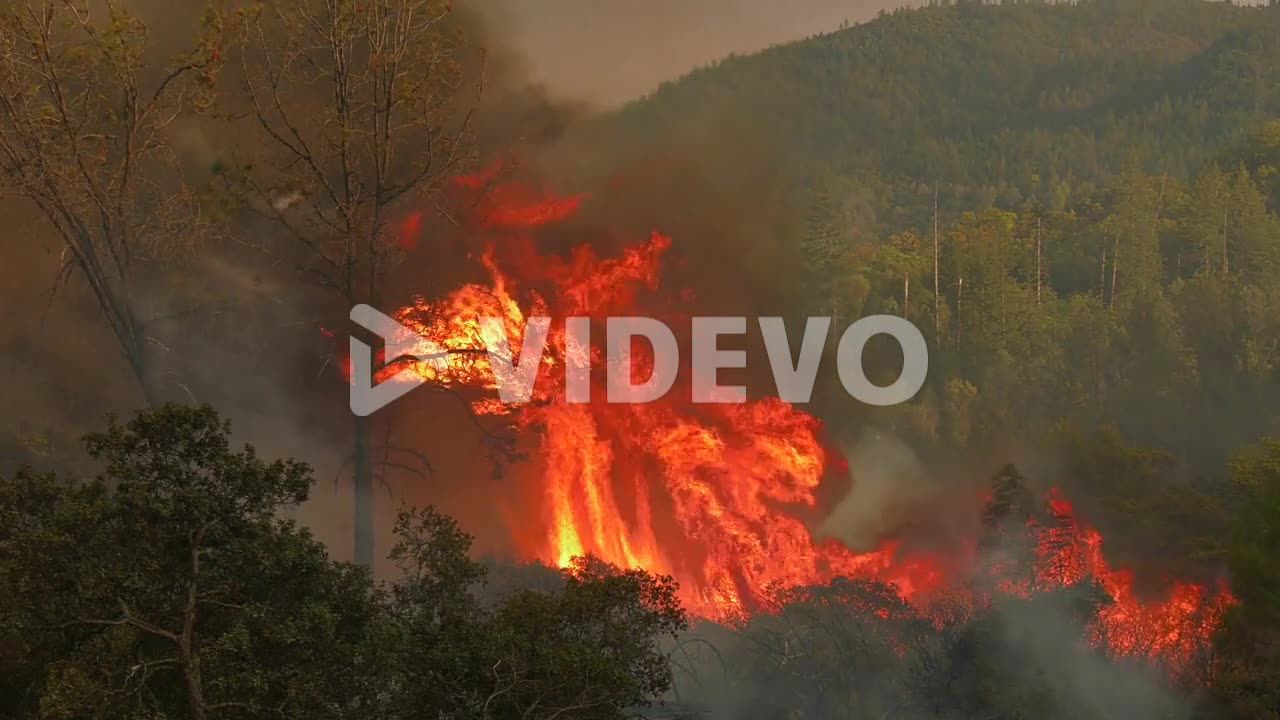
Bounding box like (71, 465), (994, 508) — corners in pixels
(349, 305), (928, 416)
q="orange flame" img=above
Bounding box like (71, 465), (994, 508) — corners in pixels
(360, 170), (1232, 679)
(1033, 491), (1234, 675)
(397, 210), (422, 250)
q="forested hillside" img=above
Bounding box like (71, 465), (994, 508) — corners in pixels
(553, 6), (1280, 653)
(595, 0), (1280, 227)
(569, 0), (1280, 477)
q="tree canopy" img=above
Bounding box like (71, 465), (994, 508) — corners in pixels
(0, 405), (687, 720)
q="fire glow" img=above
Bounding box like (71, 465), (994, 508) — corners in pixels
(351, 168), (1234, 677)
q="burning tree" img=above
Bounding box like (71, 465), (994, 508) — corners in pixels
(227, 0), (481, 566)
(0, 0), (224, 405)
(358, 171), (1235, 675)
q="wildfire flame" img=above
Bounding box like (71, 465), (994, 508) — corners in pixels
(1032, 491), (1233, 675)
(351, 169), (1234, 677)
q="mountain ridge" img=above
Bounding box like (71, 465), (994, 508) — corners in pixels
(580, 0), (1280, 229)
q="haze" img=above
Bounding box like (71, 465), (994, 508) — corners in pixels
(477, 0), (915, 107)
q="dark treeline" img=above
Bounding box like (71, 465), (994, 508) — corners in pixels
(3, 407), (1280, 719)
(0, 406), (688, 720)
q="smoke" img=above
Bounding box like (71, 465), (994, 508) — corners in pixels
(473, 0), (919, 109)
(0, 199), (139, 476)
(0, 0), (1080, 574)
(0, 0), (595, 548)
(982, 594), (1192, 720)
(817, 429), (941, 551)
(0, 3), (1231, 718)
(0, 0), (873, 476)
(664, 551), (1196, 720)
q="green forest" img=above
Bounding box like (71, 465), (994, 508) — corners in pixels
(582, 0), (1280, 465)
(5, 0), (1280, 719)
(601, 0), (1280, 224)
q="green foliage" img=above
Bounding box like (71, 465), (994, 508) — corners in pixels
(386, 511), (688, 720)
(1210, 440), (1280, 719)
(708, 577), (936, 720)
(473, 557), (687, 718)
(0, 405), (392, 719)
(0, 406), (687, 720)
(580, 5), (1280, 475)
(598, 0), (1280, 228)
(786, 151), (1280, 479)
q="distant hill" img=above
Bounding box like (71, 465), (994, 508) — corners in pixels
(582, 0), (1280, 231)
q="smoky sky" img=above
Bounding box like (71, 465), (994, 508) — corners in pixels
(475, 0), (917, 108)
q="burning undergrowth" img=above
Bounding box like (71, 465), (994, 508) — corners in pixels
(347, 160), (1234, 684)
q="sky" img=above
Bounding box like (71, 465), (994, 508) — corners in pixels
(477, 0), (915, 108)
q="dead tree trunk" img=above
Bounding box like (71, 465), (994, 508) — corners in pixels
(1110, 235), (1120, 309)
(1100, 247), (1107, 302)
(1221, 193), (1231, 277)
(1035, 215), (1042, 305)
(353, 404), (374, 567)
(933, 184), (941, 338)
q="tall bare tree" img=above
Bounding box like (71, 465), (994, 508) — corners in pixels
(0, 0), (224, 405)
(230, 0), (481, 567)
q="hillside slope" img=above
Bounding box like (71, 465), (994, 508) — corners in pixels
(585, 0), (1280, 228)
